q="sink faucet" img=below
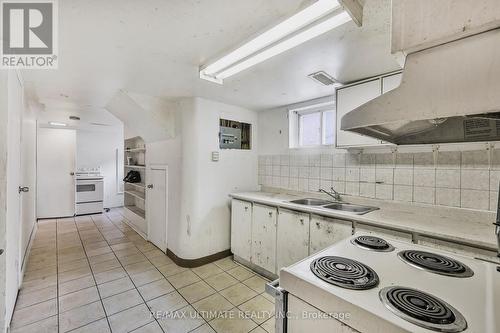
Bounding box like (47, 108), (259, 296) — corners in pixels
(319, 187), (342, 202)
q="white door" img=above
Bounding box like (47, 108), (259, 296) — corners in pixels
(146, 165), (167, 252)
(230, 199), (252, 262)
(37, 128), (76, 218)
(276, 209), (309, 270)
(19, 98), (37, 272)
(251, 204), (277, 274)
(5, 71), (23, 327)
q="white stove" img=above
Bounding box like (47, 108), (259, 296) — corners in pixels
(272, 235), (500, 333)
(75, 167), (104, 215)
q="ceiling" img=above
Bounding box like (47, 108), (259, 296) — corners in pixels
(22, 0), (401, 124)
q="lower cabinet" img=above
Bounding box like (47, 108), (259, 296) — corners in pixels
(251, 203), (278, 274)
(276, 209), (310, 271)
(310, 215), (353, 255)
(355, 223), (412, 242)
(231, 199), (252, 262)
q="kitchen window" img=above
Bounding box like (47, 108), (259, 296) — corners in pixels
(290, 100), (336, 148)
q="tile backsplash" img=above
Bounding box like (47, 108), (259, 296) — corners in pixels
(258, 149), (500, 211)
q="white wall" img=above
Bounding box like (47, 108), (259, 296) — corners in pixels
(77, 128), (124, 208)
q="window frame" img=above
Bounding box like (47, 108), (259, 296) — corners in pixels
(290, 101), (336, 148)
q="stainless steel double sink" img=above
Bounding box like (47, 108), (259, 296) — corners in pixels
(288, 198), (379, 215)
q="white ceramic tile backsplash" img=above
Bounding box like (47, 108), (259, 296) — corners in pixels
(258, 149), (500, 211)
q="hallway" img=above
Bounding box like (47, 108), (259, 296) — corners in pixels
(10, 210), (275, 333)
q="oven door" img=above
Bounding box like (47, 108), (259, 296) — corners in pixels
(76, 179), (103, 203)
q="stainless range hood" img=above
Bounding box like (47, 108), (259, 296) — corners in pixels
(341, 1), (500, 145)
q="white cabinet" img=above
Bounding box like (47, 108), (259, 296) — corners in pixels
(251, 204), (277, 274)
(417, 236), (498, 262)
(276, 209), (310, 270)
(309, 215), (353, 254)
(336, 79), (382, 148)
(382, 73), (402, 93)
(355, 223), (412, 242)
(231, 199), (252, 262)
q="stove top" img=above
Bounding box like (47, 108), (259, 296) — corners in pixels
(380, 286), (467, 332)
(351, 235), (395, 252)
(398, 250), (474, 278)
(310, 256), (379, 290)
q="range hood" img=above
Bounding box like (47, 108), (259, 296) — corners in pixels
(341, 2), (500, 145)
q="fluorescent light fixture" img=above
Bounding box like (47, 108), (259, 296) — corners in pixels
(200, 0), (352, 84)
(49, 121), (68, 127)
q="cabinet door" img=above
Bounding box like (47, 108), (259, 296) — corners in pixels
(309, 216), (353, 254)
(382, 73), (402, 93)
(355, 224), (412, 242)
(418, 236), (498, 262)
(251, 204), (277, 274)
(336, 79), (382, 148)
(277, 209), (310, 270)
(231, 199), (252, 262)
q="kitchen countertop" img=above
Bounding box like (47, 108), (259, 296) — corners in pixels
(229, 190), (498, 251)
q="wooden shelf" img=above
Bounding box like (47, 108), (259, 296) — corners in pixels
(125, 189), (145, 201)
(125, 205), (145, 219)
(125, 165), (146, 169)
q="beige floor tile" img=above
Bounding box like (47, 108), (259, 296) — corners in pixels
(261, 317), (275, 333)
(227, 266), (255, 281)
(137, 278), (174, 301)
(102, 289), (144, 315)
(58, 301), (105, 332)
(58, 258), (90, 273)
(213, 256), (238, 271)
(243, 276), (268, 293)
(10, 299), (57, 329)
(70, 318), (110, 333)
(156, 305), (204, 333)
(261, 292), (275, 304)
(130, 268), (164, 286)
(220, 283), (258, 306)
(98, 276), (135, 298)
(148, 255), (174, 267)
(15, 285), (57, 309)
(156, 263), (189, 277)
(204, 272), (239, 291)
(59, 275), (95, 296)
(147, 291), (188, 314)
(86, 246), (112, 258)
(108, 303), (154, 333)
(90, 258), (122, 274)
(190, 324), (216, 333)
(23, 266), (57, 282)
(59, 286), (100, 313)
(88, 252), (116, 265)
(58, 266), (92, 283)
(20, 275), (57, 294)
(250, 327), (268, 333)
(58, 251), (87, 263)
(10, 315), (58, 333)
(131, 321), (163, 333)
(209, 308), (258, 333)
(94, 267), (127, 284)
(192, 294), (233, 320)
(114, 247), (141, 258)
(110, 242), (135, 251)
(125, 261), (155, 275)
(178, 281), (216, 303)
(167, 270), (201, 289)
(192, 263), (224, 279)
(238, 295), (274, 324)
(142, 249), (165, 259)
(118, 253), (147, 266)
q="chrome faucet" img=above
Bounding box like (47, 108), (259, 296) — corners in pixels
(319, 187), (342, 202)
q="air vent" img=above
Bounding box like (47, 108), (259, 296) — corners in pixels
(90, 122), (111, 127)
(69, 116), (80, 120)
(308, 71), (337, 86)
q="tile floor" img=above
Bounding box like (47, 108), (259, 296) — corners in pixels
(10, 209), (276, 333)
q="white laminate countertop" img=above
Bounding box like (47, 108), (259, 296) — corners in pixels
(229, 190), (498, 251)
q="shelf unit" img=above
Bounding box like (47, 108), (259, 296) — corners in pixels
(123, 136), (147, 236)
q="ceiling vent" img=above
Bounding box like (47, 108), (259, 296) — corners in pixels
(69, 116), (80, 120)
(308, 71), (337, 86)
(90, 122), (111, 127)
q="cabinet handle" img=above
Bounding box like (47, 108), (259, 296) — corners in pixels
(244, 206), (248, 211)
(316, 222), (320, 228)
(268, 212), (273, 217)
(300, 219), (304, 225)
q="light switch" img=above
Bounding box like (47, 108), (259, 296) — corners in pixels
(212, 151), (220, 162)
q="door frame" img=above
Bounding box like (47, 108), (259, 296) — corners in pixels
(146, 164), (168, 252)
